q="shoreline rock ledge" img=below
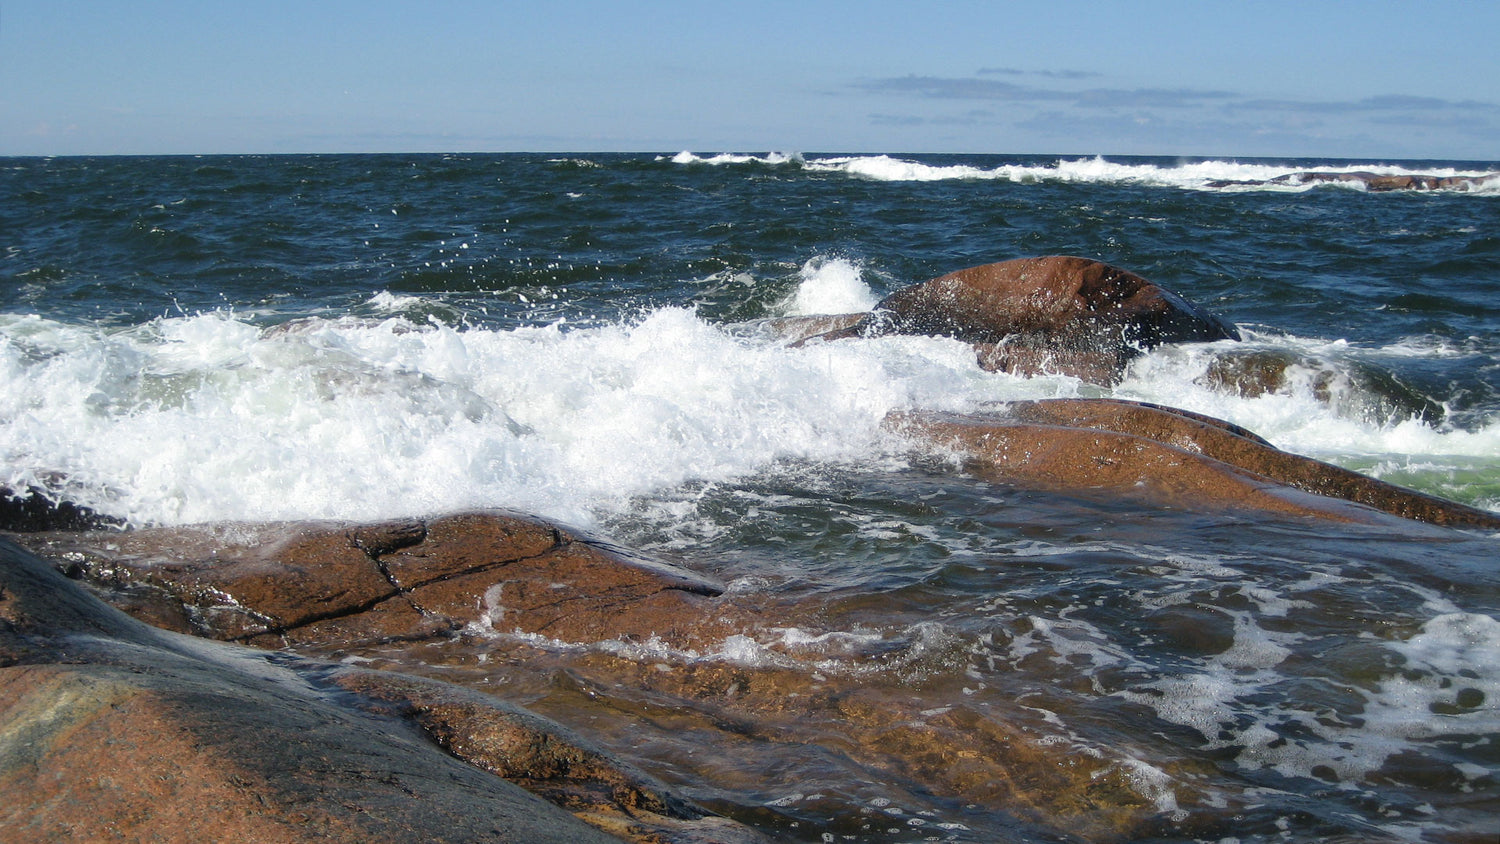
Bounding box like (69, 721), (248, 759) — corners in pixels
(0, 535), (764, 843)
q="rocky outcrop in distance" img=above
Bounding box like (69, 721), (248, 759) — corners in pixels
(1206, 171), (1497, 192)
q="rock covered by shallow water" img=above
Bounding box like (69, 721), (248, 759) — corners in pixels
(8, 510), (1209, 841)
(890, 399), (1500, 530)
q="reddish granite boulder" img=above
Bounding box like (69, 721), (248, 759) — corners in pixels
(801, 257), (1238, 384)
(863, 256), (1236, 347)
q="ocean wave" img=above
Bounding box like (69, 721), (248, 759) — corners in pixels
(0, 307), (998, 528)
(666, 150), (804, 166)
(670, 152), (1500, 193)
(4, 297), (1498, 530)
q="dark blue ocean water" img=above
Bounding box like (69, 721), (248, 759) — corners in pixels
(2, 152), (1498, 841)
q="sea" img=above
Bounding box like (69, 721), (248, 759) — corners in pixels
(2, 152), (1498, 842)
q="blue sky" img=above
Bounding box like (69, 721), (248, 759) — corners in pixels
(3, 0), (1498, 159)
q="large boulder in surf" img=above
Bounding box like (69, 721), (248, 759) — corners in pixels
(807, 257), (1238, 384)
(0, 537), (634, 843)
(22, 510), (726, 649)
(889, 399), (1500, 530)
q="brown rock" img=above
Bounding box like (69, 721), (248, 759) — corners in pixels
(802, 257), (1237, 384)
(0, 537), (627, 843)
(322, 671), (732, 833)
(19, 510), (726, 648)
(863, 256), (1236, 346)
(31, 520), (405, 642)
(891, 399), (1500, 529)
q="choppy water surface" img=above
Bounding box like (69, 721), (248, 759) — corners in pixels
(3, 152), (1498, 841)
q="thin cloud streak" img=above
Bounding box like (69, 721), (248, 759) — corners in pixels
(976, 67), (1103, 80)
(857, 75), (1237, 109)
(1232, 94), (1500, 113)
(849, 70), (1500, 158)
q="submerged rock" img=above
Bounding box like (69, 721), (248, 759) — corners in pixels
(1200, 348), (1445, 425)
(890, 398), (1500, 530)
(795, 256), (1238, 384)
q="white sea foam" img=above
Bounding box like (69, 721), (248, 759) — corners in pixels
(811, 155), (1500, 193)
(1117, 336), (1500, 469)
(363, 290), (427, 313)
(2, 300), (1496, 528)
(0, 308), (994, 528)
(668, 151), (802, 166)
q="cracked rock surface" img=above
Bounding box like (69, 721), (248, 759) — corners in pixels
(21, 510), (725, 649)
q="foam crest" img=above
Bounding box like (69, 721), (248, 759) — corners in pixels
(5, 300), (1496, 527)
(667, 151), (802, 166)
(793, 154), (1500, 192)
(780, 257), (879, 316)
(667, 151), (1498, 194)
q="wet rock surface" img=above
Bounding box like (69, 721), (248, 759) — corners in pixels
(0, 537), (636, 843)
(1199, 348), (1445, 425)
(0, 485), (123, 533)
(3, 498), (1234, 842)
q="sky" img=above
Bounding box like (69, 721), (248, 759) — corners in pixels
(3, 0), (1498, 160)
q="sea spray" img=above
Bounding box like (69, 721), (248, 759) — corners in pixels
(0, 306), (1033, 527)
